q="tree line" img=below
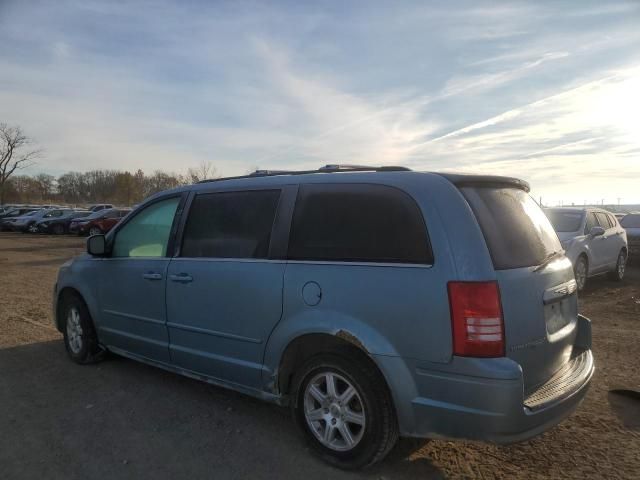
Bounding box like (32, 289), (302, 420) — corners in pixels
(1, 121), (218, 206)
(3, 166), (217, 206)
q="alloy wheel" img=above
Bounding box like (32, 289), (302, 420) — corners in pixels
(303, 372), (366, 452)
(575, 258), (587, 290)
(617, 252), (626, 279)
(66, 307), (84, 354)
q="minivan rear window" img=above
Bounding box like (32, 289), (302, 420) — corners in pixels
(461, 187), (561, 270)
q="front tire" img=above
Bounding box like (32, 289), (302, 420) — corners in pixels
(608, 250), (627, 281)
(61, 294), (103, 364)
(575, 255), (588, 291)
(291, 353), (398, 469)
(27, 223), (38, 234)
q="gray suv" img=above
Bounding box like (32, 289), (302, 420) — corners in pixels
(53, 166), (594, 469)
(546, 207), (628, 290)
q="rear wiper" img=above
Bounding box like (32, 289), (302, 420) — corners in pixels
(534, 250), (564, 272)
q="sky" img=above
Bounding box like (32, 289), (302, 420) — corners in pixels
(1, 0), (639, 205)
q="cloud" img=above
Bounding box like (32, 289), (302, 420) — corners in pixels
(0, 0), (639, 204)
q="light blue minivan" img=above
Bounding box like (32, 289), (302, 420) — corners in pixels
(53, 165), (594, 468)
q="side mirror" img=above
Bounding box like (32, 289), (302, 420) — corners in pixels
(590, 226), (605, 237)
(87, 234), (106, 256)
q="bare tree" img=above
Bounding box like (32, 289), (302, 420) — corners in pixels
(0, 123), (41, 203)
(187, 160), (217, 183)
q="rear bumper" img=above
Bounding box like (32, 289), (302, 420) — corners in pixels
(377, 315), (594, 443)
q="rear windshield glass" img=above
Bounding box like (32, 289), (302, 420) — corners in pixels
(545, 210), (583, 232)
(461, 187), (561, 270)
(621, 215), (640, 228)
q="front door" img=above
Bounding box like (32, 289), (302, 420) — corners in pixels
(97, 196), (182, 363)
(166, 189), (285, 388)
(591, 212), (614, 273)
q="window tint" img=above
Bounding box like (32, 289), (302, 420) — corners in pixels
(181, 190), (281, 259)
(112, 197), (180, 258)
(288, 184), (432, 264)
(461, 187), (561, 270)
(595, 212), (611, 229)
(584, 212), (598, 235)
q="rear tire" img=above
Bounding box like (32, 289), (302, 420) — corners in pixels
(608, 250), (627, 282)
(60, 294), (104, 364)
(290, 352), (398, 469)
(574, 255), (588, 291)
(27, 222), (38, 234)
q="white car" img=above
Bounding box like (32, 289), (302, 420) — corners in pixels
(545, 207), (628, 290)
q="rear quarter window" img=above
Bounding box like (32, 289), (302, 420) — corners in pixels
(461, 187), (561, 270)
(288, 184), (432, 264)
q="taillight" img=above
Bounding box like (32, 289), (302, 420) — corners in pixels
(448, 281), (505, 358)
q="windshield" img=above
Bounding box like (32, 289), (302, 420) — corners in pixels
(546, 210), (584, 232)
(461, 187), (562, 270)
(621, 215), (640, 228)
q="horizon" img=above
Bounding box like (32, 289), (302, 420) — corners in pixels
(1, 1), (639, 205)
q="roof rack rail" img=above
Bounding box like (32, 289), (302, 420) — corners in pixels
(197, 164), (411, 183)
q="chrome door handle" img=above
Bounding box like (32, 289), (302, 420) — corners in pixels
(169, 273), (193, 283)
(142, 272), (163, 281)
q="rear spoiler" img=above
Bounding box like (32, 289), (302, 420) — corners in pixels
(439, 173), (530, 192)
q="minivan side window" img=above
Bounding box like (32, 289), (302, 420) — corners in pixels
(112, 197), (180, 258)
(288, 184), (432, 264)
(181, 190), (281, 259)
(584, 212), (598, 235)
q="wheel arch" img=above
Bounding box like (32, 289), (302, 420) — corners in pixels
(276, 333), (380, 396)
(271, 330), (419, 435)
(576, 251), (589, 269)
(55, 286), (97, 332)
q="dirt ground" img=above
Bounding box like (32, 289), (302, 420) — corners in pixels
(1, 232), (639, 480)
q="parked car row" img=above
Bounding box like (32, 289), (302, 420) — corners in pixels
(69, 208), (131, 236)
(0, 206), (129, 235)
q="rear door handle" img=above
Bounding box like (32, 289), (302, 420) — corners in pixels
(169, 273), (193, 283)
(142, 272), (163, 281)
